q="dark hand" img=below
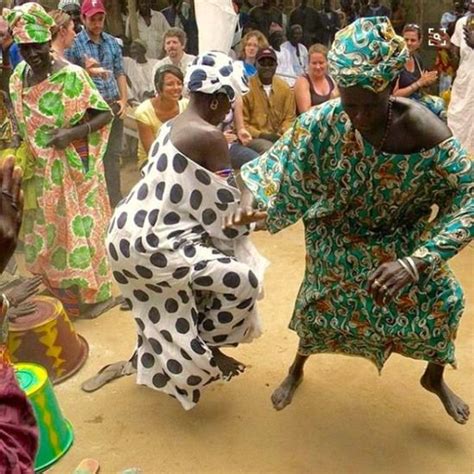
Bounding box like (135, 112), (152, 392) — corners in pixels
(4, 275), (42, 307)
(8, 301), (37, 321)
(463, 25), (474, 49)
(47, 128), (74, 150)
(0, 157), (23, 274)
(367, 258), (426, 306)
(259, 133), (280, 143)
(223, 206), (268, 229)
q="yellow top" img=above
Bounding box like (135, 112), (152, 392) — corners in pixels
(135, 98), (189, 165)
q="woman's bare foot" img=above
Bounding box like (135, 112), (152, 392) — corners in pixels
(271, 372), (303, 411)
(210, 347), (245, 380)
(421, 364), (470, 424)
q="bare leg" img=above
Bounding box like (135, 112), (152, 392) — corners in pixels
(420, 362), (470, 424)
(271, 352), (309, 411)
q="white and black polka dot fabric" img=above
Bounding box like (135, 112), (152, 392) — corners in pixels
(106, 122), (261, 410)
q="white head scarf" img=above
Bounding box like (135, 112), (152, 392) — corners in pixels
(184, 51), (249, 102)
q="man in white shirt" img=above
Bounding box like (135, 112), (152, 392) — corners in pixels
(281, 24), (308, 77)
(150, 27), (196, 90)
(126, 0), (170, 59)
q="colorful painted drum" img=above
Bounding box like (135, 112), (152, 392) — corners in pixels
(8, 296), (89, 384)
(15, 363), (74, 472)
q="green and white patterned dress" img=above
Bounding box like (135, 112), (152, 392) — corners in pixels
(241, 100), (473, 369)
(10, 63), (113, 309)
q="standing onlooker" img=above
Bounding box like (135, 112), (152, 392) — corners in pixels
(390, 0), (406, 35)
(126, 0), (170, 59)
(0, 19), (15, 94)
(319, 0), (340, 47)
(337, 0), (358, 28)
(66, 0), (128, 208)
(289, 0), (322, 47)
(242, 48), (296, 154)
(448, 2), (474, 154)
(249, 0), (283, 38)
(161, 0), (185, 29)
(294, 43), (337, 114)
(6, 2), (115, 317)
(360, 0), (391, 17)
(150, 27), (195, 88)
(58, 0), (83, 33)
(50, 10), (77, 60)
(281, 25), (308, 77)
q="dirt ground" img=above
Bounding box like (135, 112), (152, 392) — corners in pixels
(43, 163), (473, 473)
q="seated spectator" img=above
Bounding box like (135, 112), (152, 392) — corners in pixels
(126, 0), (170, 59)
(289, 0), (322, 47)
(136, 65), (188, 166)
(319, 0), (340, 47)
(360, 0), (390, 17)
(394, 24), (447, 121)
(269, 30), (296, 87)
(236, 30), (269, 78)
(219, 99), (259, 170)
(294, 43), (337, 114)
(242, 48), (296, 154)
(249, 0), (283, 38)
(151, 27), (195, 88)
(281, 24), (308, 77)
(124, 39), (158, 104)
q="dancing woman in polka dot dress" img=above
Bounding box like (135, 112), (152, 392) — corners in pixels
(105, 52), (266, 410)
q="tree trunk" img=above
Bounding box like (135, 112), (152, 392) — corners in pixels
(128, 0), (139, 41)
(104, 0), (125, 37)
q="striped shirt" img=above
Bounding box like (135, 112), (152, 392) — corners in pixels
(66, 29), (125, 103)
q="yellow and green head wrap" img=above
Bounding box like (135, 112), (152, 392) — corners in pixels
(328, 17), (409, 93)
(3, 2), (55, 45)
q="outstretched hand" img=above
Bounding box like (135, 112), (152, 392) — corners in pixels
(0, 157), (23, 274)
(223, 206), (267, 229)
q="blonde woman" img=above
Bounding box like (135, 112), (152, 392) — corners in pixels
(236, 30), (269, 77)
(294, 44), (338, 114)
(50, 10), (76, 59)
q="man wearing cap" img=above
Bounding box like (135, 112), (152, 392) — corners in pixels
(58, 0), (83, 34)
(241, 47), (296, 154)
(66, 0), (127, 207)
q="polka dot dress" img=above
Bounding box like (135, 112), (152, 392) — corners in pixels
(106, 122), (261, 410)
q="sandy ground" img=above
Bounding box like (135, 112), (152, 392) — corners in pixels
(41, 162), (473, 473)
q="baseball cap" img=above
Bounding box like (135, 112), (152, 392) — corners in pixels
(256, 48), (277, 62)
(81, 0), (106, 17)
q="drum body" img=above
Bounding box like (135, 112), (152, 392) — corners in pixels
(8, 296), (89, 383)
(15, 363), (74, 472)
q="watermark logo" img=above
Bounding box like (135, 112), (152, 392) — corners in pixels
(428, 27), (448, 47)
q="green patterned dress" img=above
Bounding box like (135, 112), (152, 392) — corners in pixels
(241, 100), (473, 369)
(10, 63), (113, 308)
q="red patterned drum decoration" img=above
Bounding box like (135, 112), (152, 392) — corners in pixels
(8, 295), (89, 384)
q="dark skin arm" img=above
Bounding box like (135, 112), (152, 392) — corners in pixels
(0, 157), (23, 274)
(47, 108), (113, 150)
(368, 99), (452, 306)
